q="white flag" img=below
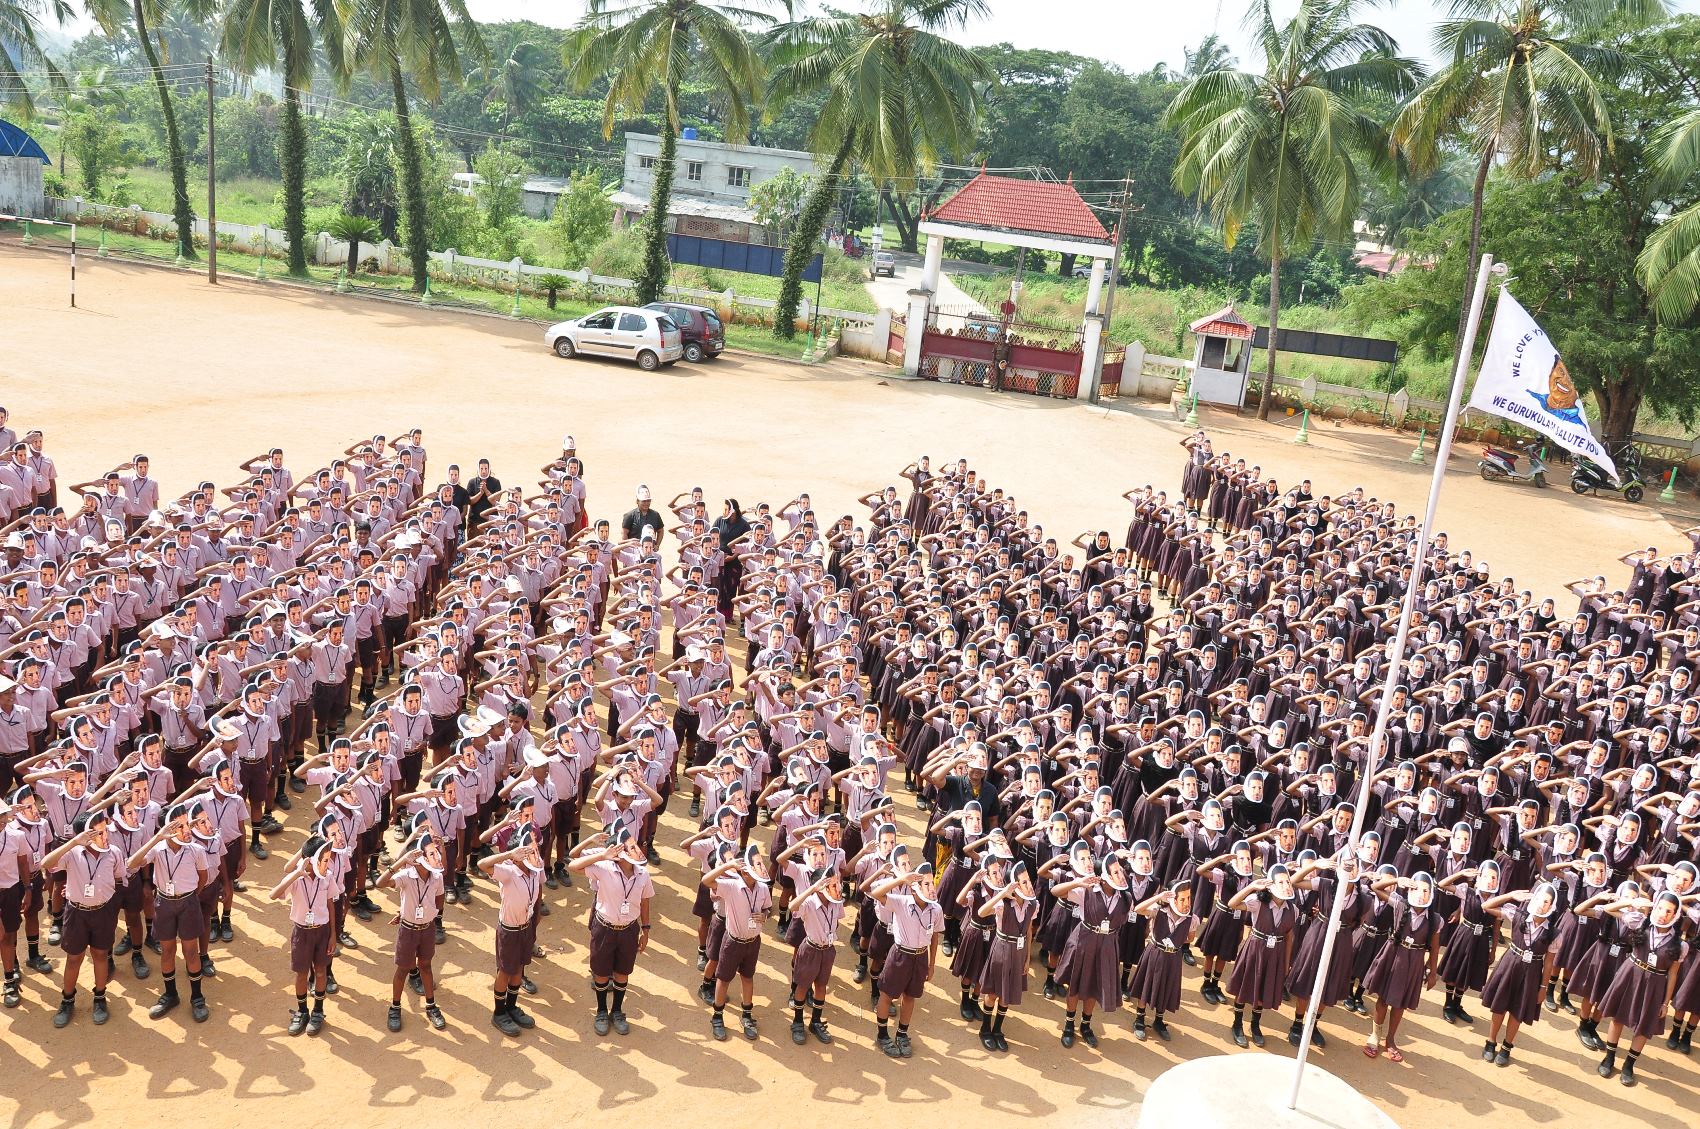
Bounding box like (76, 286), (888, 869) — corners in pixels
(1467, 288), (1616, 479)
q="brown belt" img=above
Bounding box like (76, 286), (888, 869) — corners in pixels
(594, 914), (637, 931)
(896, 943), (928, 956)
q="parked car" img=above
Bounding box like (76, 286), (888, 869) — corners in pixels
(644, 301), (725, 363)
(545, 306), (682, 370)
(872, 251), (897, 278)
(1070, 263), (1093, 279)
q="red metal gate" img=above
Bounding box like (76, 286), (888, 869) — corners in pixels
(915, 312), (1084, 397)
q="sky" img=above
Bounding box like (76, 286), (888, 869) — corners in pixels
(39, 0), (1700, 73)
(452, 0), (1700, 73)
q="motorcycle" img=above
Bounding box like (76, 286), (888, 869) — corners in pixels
(1479, 443), (1548, 488)
(1570, 456), (1644, 503)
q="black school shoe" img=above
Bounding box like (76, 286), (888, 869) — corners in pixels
(288, 1008), (308, 1036)
(425, 1004), (446, 1030)
(741, 1013), (759, 1040)
(611, 1011), (630, 1035)
(306, 1010), (325, 1036)
(149, 991), (180, 1020)
(792, 1018), (808, 1044)
(809, 1018), (832, 1044)
(1152, 1017), (1172, 1042)
(711, 1013), (729, 1041)
(595, 1011), (612, 1036)
(388, 1005), (403, 1032)
(508, 1003), (535, 1029)
(191, 996), (210, 1023)
(493, 1011), (522, 1037)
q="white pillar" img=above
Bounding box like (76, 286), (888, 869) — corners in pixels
(1084, 256), (1107, 314)
(903, 288), (930, 376)
(1081, 313), (1106, 400)
(921, 234), (943, 294)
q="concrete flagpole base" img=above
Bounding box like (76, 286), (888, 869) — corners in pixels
(1135, 1055), (1397, 1129)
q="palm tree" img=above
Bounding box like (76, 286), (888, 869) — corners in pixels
(478, 36), (548, 130)
(1640, 107), (1700, 322)
(222, 0), (344, 277)
(564, 1), (777, 305)
(55, 64), (109, 175)
(1167, 0), (1418, 420)
(1391, 0), (1661, 372)
(341, 0), (485, 293)
(329, 210), (380, 274)
(1, 0), (67, 122)
(88, 0), (199, 259)
(763, 0), (995, 338)
(1183, 32), (1235, 77)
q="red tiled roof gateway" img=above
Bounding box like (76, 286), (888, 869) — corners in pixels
(927, 173), (1111, 243)
(1189, 306), (1254, 339)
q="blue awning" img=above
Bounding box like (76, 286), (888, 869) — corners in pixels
(0, 119), (51, 164)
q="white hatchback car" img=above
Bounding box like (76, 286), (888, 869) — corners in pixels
(546, 305), (684, 370)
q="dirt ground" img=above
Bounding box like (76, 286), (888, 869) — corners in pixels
(2, 246), (1698, 1129)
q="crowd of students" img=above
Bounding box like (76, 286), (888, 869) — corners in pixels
(2, 402), (1698, 1099)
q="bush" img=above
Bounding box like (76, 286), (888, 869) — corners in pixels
(587, 226), (645, 280)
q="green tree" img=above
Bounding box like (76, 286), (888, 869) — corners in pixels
(564, 0), (776, 304)
(0, 0), (66, 121)
(764, 0), (996, 337)
(221, 0), (344, 277)
(64, 105), (126, 195)
(88, 0), (199, 259)
(342, 0), (486, 292)
(1166, 0), (1418, 419)
(1641, 108), (1700, 322)
(329, 209), (380, 273)
(471, 141), (525, 228)
(549, 169), (615, 269)
(748, 165), (808, 240)
(1391, 0), (1661, 377)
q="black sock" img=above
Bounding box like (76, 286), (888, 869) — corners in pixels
(979, 1011), (992, 1035)
(700, 976), (714, 994)
(312, 990), (325, 1014)
(995, 1007), (1008, 1034)
(426, 996), (435, 1006)
(1502, 1039), (1513, 1050)
(296, 992), (308, 1014)
(251, 829), (261, 849)
(27, 938), (40, 959)
(594, 979), (610, 1013)
(713, 1004), (725, 1021)
(162, 972), (177, 994)
(1624, 1050), (1639, 1068)
(810, 1000), (823, 1024)
(392, 996), (402, 1008)
(1135, 1007), (1147, 1023)
(741, 1004), (752, 1020)
(1232, 1003), (1245, 1022)
(612, 985), (627, 1013)
(189, 972), (203, 1000)
(494, 991), (507, 1019)
(897, 1022), (909, 1038)
(1064, 1008), (1076, 1027)
(878, 1018), (889, 1039)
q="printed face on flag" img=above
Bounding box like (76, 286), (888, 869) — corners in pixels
(1467, 288), (1617, 479)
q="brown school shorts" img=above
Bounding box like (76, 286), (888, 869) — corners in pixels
(291, 922), (333, 973)
(61, 898), (120, 956)
(153, 892), (204, 944)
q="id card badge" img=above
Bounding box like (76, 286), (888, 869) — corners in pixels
(415, 903), (429, 922)
(1266, 935), (1277, 950)
(1609, 944), (1622, 957)
(82, 882), (95, 900)
(1473, 817), (1484, 829)
(307, 911), (319, 927)
(161, 881), (174, 898)
(621, 900), (632, 916)
(1101, 919), (1112, 932)
(1521, 949), (1532, 963)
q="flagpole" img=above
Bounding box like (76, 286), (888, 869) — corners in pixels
(1286, 253), (1498, 1110)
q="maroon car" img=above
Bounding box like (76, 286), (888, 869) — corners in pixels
(644, 302), (725, 362)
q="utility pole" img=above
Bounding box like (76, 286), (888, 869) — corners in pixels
(206, 57), (218, 285)
(1089, 172), (1134, 403)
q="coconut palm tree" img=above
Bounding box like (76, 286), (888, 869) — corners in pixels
(763, 0), (996, 338)
(1167, 0), (1418, 420)
(222, 0), (344, 277)
(564, 1), (778, 305)
(1, 0), (67, 122)
(341, 0), (485, 292)
(87, 0), (201, 259)
(477, 35), (547, 130)
(1391, 0), (1661, 370)
(1640, 107), (1700, 322)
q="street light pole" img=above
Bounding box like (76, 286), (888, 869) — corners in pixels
(206, 57), (218, 285)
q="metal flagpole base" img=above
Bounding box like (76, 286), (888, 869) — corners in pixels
(1660, 469), (1677, 503)
(1138, 1056), (1397, 1129)
(1409, 428), (1427, 463)
(1292, 409), (1311, 444)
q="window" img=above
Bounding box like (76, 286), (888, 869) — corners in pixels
(638, 155), (656, 170)
(617, 312), (648, 333)
(581, 312), (615, 330)
(685, 160), (704, 182)
(727, 166), (751, 188)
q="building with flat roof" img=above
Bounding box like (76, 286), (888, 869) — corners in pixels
(613, 131), (816, 244)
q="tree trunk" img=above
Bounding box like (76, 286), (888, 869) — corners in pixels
(775, 130), (854, 340)
(1059, 252), (1077, 278)
(1596, 378), (1643, 447)
(1450, 147), (1495, 374)
(884, 188), (920, 252)
(134, 2), (195, 261)
(280, 85), (308, 277)
(637, 119), (677, 305)
(390, 57), (430, 293)
(1258, 247), (1281, 420)
(348, 237), (361, 276)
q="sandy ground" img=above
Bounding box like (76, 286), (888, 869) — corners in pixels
(2, 245), (1699, 1129)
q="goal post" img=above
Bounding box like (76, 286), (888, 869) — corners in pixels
(0, 214), (78, 308)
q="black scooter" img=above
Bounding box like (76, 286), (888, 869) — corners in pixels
(1570, 457), (1644, 503)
